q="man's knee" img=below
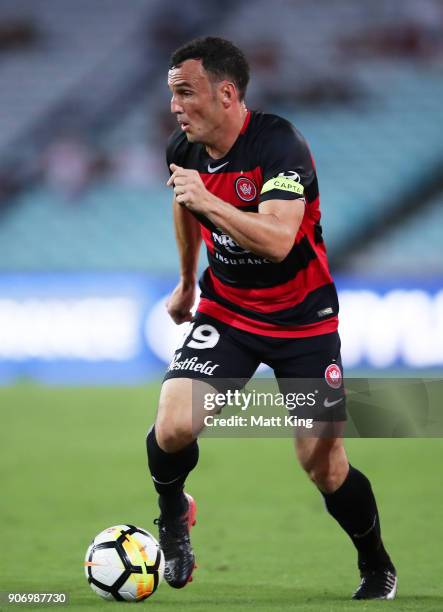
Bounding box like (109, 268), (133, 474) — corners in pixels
(297, 438), (348, 493)
(306, 460), (348, 493)
(155, 417), (194, 453)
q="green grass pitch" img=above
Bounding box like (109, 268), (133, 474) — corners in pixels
(1, 383), (442, 611)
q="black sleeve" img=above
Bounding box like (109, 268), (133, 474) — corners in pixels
(166, 128), (187, 175)
(258, 118), (315, 204)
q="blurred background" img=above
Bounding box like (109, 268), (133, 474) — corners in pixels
(0, 0), (442, 383)
(1, 3), (443, 607)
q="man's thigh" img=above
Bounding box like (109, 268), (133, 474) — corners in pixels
(159, 313), (261, 437)
(267, 331), (347, 425)
(156, 378), (217, 442)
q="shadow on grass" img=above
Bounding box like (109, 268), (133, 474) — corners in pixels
(71, 584), (443, 611)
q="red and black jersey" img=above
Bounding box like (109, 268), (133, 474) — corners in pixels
(166, 110), (338, 338)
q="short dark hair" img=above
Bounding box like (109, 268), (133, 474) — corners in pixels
(169, 36), (250, 101)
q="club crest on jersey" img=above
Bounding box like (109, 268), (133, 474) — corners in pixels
(325, 363), (342, 389)
(235, 176), (257, 202)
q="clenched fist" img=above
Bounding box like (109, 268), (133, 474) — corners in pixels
(166, 279), (196, 324)
(167, 164), (214, 213)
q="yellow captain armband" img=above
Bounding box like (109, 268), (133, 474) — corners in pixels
(260, 176), (304, 196)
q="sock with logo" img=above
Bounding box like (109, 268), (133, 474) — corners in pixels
(146, 426), (199, 519)
(321, 464), (394, 570)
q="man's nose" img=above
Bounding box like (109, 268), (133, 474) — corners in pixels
(170, 96), (183, 114)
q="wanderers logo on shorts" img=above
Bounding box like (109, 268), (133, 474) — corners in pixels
(325, 363), (342, 389)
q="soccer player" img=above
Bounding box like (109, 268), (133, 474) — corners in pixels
(146, 36), (397, 600)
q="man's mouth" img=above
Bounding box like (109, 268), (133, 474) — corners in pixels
(178, 119), (190, 131)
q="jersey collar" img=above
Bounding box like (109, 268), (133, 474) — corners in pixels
(240, 110), (251, 135)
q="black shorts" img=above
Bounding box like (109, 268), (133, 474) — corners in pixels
(163, 312), (346, 421)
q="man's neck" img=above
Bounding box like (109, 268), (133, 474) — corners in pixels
(205, 105), (248, 159)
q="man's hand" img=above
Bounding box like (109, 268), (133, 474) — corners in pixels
(166, 279), (196, 324)
(167, 164), (213, 213)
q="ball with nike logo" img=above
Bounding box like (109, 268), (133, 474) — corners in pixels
(84, 525), (165, 602)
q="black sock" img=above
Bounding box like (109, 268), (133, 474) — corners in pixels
(321, 465), (393, 570)
(146, 426), (199, 519)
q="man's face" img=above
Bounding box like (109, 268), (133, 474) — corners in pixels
(168, 59), (223, 144)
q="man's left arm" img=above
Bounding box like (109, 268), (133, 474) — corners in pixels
(201, 193), (304, 263)
(168, 163), (304, 263)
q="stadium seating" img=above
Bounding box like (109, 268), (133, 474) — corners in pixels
(0, 0), (151, 159)
(0, 183), (175, 271)
(0, 0), (442, 275)
(288, 63), (443, 249)
(346, 192), (443, 275)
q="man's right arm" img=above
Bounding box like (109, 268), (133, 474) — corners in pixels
(166, 198), (202, 324)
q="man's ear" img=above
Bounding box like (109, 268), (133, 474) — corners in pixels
(220, 82), (236, 108)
